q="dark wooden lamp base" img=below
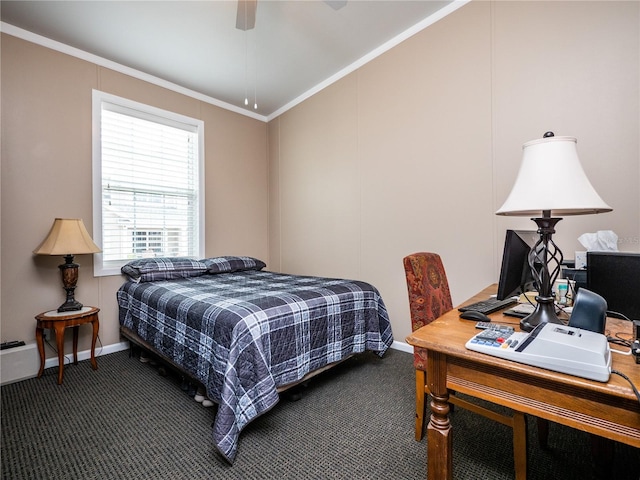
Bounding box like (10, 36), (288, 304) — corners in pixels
(58, 254), (83, 312)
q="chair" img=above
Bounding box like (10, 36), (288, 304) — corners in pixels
(403, 252), (528, 479)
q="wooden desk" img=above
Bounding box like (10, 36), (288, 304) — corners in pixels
(35, 306), (100, 385)
(405, 286), (640, 480)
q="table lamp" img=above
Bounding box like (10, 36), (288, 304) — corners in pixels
(33, 218), (102, 312)
(496, 132), (612, 332)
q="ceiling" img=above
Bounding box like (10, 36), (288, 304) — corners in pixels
(1, 1), (460, 120)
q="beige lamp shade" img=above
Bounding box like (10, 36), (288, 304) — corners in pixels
(33, 218), (101, 256)
(496, 135), (612, 217)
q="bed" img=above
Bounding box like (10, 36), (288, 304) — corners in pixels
(117, 256), (393, 462)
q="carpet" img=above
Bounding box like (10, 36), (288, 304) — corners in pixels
(2, 348), (638, 479)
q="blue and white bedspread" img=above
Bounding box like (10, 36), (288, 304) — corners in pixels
(117, 270), (393, 462)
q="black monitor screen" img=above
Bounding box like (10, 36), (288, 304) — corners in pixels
(497, 230), (539, 300)
(587, 251), (640, 320)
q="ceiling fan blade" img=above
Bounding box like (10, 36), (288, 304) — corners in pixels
(324, 0), (347, 10)
(236, 0), (257, 31)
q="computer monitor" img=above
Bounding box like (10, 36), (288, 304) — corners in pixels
(496, 230), (539, 300)
(587, 251), (640, 320)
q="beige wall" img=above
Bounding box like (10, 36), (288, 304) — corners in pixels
(2, 1), (638, 360)
(1, 35), (268, 355)
(268, 1), (640, 344)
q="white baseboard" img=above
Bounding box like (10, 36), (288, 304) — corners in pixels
(0, 340), (130, 386)
(42, 340), (130, 371)
(391, 340), (413, 354)
(1, 338), (408, 386)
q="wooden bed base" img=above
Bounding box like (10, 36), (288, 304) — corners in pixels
(120, 326), (350, 395)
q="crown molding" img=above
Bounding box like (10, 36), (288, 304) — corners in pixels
(0, 22), (268, 122)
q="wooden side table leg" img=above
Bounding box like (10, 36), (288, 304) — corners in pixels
(36, 325), (45, 378)
(54, 324), (66, 385)
(72, 326), (79, 365)
(426, 350), (453, 480)
(90, 315), (99, 371)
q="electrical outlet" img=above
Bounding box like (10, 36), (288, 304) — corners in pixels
(42, 329), (50, 342)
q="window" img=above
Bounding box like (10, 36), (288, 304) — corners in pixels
(132, 230), (163, 255)
(92, 90), (205, 276)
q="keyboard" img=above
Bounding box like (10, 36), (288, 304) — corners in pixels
(458, 296), (517, 315)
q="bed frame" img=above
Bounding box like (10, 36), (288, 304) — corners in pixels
(120, 325), (350, 395)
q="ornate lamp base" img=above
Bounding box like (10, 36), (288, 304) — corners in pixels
(520, 297), (563, 332)
(58, 255), (83, 312)
(520, 213), (565, 332)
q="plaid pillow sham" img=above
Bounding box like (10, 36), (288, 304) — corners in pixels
(202, 256), (266, 274)
(121, 257), (208, 282)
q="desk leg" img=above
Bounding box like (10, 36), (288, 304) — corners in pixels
(426, 350), (452, 480)
(53, 324), (66, 385)
(36, 325), (45, 378)
(90, 315), (99, 371)
(591, 434), (614, 479)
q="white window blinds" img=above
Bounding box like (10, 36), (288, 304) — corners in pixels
(93, 91), (204, 275)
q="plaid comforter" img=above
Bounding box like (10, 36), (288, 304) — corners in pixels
(117, 270), (393, 462)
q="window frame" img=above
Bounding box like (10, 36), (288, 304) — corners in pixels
(92, 90), (205, 276)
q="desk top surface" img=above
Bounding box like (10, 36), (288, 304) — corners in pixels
(406, 285), (639, 402)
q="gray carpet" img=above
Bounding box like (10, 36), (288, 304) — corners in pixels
(1, 348), (638, 479)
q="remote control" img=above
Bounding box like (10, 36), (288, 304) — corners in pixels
(0, 340), (26, 350)
(475, 322), (514, 334)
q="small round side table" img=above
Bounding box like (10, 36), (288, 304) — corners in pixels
(35, 306), (100, 385)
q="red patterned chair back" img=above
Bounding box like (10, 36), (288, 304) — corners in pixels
(403, 253), (453, 369)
